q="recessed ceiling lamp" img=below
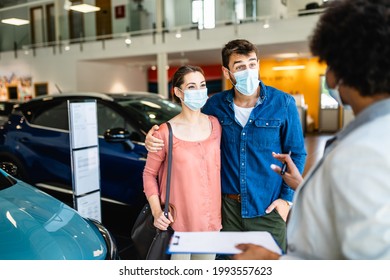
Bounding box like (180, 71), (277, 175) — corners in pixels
(125, 37), (132, 47)
(1, 18), (30, 26)
(272, 65), (306, 71)
(275, 53), (301, 59)
(263, 19), (270, 29)
(69, 4), (101, 13)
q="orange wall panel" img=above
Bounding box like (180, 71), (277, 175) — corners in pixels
(259, 58), (327, 129)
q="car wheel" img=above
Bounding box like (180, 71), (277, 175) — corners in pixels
(0, 154), (29, 181)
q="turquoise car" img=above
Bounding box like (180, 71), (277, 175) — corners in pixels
(0, 166), (119, 260)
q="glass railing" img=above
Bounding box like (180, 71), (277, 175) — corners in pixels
(0, 0), (326, 53)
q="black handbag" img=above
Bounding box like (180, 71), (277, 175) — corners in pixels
(130, 203), (156, 259)
(131, 122), (174, 260)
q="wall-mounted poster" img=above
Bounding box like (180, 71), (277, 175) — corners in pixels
(0, 74), (32, 101)
(34, 82), (48, 96)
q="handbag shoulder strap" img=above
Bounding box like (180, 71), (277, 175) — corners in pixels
(163, 122), (173, 218)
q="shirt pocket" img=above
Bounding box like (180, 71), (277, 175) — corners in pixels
(252, 119), (281, 149)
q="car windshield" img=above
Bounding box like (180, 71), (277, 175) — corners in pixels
(114, 95), (182, 127)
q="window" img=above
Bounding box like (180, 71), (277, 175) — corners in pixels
(96, 103), (126, 136)
(31, 101), (69, 130)
(192, 0), (215, 29)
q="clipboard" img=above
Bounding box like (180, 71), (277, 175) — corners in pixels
(168, 231), (282, 255)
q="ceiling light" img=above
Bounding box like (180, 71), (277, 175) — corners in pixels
(274, 53), (300, 59)
(263, 19), (270, 29)
(272, 65), (306, 71)
(24, 48), (29, 55)
(125, 37), (132, 46)
(175, 30), (182, 39)
(1, 18), (30, 26)
(64, 0), (71, 10)
(69, 4), (101, 13)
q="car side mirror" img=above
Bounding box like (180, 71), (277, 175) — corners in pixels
(103, 127), (134, 150)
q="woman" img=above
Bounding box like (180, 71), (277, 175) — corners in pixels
(233, 0), (390, 260)
(143, 65), (222, 260)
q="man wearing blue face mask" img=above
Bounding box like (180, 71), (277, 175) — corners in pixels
(145, 39), (306, 253)
(202, 39), (306, 253)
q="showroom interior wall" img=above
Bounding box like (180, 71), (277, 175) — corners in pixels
(0, 0), (325, 126)
(0, 17), (319, 92)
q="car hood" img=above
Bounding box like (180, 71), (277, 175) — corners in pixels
(0, 182), (107, 260)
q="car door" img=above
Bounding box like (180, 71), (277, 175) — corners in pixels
(18, 98), (147, 208)
(96, 101), (147, 208)
(17, 99), (73, 187)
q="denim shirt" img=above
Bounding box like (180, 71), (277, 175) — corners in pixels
(202, 81), (307, 218)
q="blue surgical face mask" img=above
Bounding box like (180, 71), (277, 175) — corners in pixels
(180, 88), (208, 111)
(232, 68), (259, 96)
(325, 78), (351, 109)
(325, 68), (351, 109)
(328, 85), (343, 105)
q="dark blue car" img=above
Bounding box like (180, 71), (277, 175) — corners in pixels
(0, 92), (181, 259)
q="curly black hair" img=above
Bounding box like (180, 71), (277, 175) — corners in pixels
(309, 0), (390, 97)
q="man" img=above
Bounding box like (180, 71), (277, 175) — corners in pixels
(145, 39), (306, 252)
(233, 0), (390, 260)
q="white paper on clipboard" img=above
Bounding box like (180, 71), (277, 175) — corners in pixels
(168, 231), (282, 255)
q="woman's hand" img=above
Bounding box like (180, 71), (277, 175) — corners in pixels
(145, 125), (164, 152)
(148, 195), (174, 230)
(152, 209), (174, 231)
(271, 152), (303, 190)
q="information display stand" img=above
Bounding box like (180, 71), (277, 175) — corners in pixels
(68, 100), (101, 222)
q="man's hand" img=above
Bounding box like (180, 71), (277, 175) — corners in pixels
(145, 125), (164, 152)
(233, 244), (280, 260)
(265, 198), (290, 222)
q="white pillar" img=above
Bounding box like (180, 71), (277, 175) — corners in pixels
(157, 52), (168, 98)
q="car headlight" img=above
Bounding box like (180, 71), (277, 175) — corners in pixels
(87, 218), (120, 260)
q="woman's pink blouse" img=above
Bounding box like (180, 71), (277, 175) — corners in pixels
(143, 116), (222, 232)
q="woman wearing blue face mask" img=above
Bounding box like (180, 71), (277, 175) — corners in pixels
(143, 65), (222, 260)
